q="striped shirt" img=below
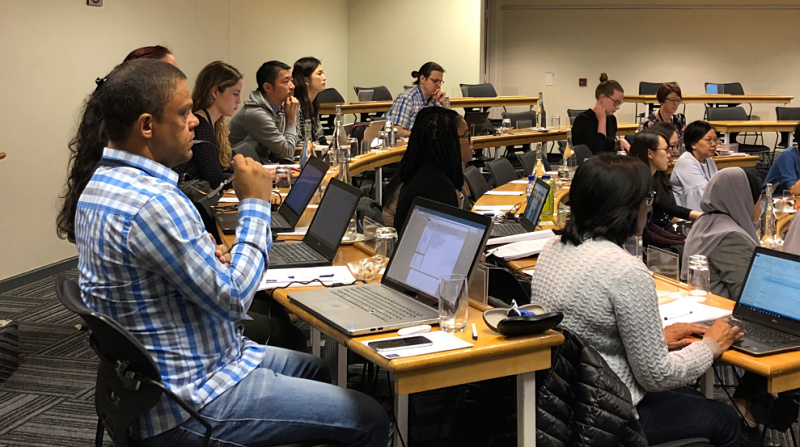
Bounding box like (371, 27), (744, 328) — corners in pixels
(387, 85), (441, 131)
(75, 148), (271, 438)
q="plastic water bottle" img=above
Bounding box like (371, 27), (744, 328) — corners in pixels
(384, 117), (395, 148)
(540, 175), (555, 221)
(525, 175), (536, 203)
(300, 119), (312, 170)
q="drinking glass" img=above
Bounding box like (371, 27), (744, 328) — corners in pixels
(624, 236), (643, 261)
(275, 166), (292, 190)
(342, 212), (359, 242)
(687, 255), (710, 302)
(501, 118), (512, 134)
(348, 137), (360, 157)
(277, 112), (286, 134)
(551, 115), (561, 128)
(375, 227), (398, 259)
(438, 274), (469, 333)
(516, 120), (533, 130)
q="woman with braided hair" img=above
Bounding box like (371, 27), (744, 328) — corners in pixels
(392, 106), (470, 234)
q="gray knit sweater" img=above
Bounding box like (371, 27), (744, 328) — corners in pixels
(530, 237), (715, 405)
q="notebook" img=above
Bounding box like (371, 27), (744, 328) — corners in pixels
(268, 178), (361, 269)
(289, 198), (493, 335)
(215, 157), (328, 235)
(701, 248), (800, 356)
(490, 178), (550, 238)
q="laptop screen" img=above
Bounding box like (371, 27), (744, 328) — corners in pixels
(738, 250), (800, 322)
(522, 180), (549, 225)
(306, 180), (359, 247)
(706, 84), (719, 94)
(385, 203), (488, 298)
(283, 159), (326, 216)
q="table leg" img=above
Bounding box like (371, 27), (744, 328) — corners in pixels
(699, 368), (714, 398)
(311, 328), (321, 357)
(376, 166), (383, 205)
(329, 342), (348, 387)
(724, 131), (732, 148)
(789, 132), (795, 148)
(517, 371), (537, 447)
(394, 393), (409, 447)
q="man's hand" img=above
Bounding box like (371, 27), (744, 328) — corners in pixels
(232, 154), (272, 202)
(664, 323), (707, 349)
(208, 233), (231, 267)
(433, 89), (447, 103)
(789, 179), (800, 196)
(618, 138), (631, 152)
(285, 96), (299, 124)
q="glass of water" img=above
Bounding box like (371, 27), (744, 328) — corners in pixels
(551, 115), (561, 128)
(501, 118), (512, 134)
(438, 274), (469, 333)
(687, 255), (710, 302)
(375, 227), (398, 259)
(275, 166), (292, 190)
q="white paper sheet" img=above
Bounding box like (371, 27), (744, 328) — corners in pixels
(474, 205), (515, 212)
(486, 237), (551, 260)
(484, 190), (524, 196)
(218, 197), (239, 203)
(658, 299), (732, 327)
(362, 331), (473, 359)
(486, 229), (554, 246)
(277, 227), (308, 237)
(510, 179), (530, 184)
(259, 266), (356, 290)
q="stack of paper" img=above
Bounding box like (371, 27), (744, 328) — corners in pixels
(485, 230), (555, 260)
(658, 299), (732, 327)
(259, 266), (355, 290)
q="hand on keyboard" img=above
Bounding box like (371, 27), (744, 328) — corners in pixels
(664, 323), (708, 349)
(704, 317), (744, 352)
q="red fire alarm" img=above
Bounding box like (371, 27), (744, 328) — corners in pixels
(87, 0), (103, 6)
(579, 78), (587, 87)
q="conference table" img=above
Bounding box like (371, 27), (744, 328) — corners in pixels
(707, 120), (800, 150)
(218, 199), (564, 447)
(476, 181), (800, 397)
(319, 95), (540, 116)
(624, 94), (793, 105)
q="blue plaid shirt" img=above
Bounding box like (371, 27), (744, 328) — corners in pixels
(75, 148), (271, 438)
(388, 85), (441, 130)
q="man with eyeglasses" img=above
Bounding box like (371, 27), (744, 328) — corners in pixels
(643, 83), (687, 140)
(388, 61), (447, 137)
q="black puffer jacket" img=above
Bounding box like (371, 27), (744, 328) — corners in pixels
(536, 328), (648, 447)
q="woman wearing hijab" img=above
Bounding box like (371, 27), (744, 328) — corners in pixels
(682, 168), (762, 299)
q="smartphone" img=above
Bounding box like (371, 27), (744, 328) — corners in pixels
(367, 335), (433, 352)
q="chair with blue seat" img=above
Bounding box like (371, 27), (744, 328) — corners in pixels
(704, 82), (748, 117)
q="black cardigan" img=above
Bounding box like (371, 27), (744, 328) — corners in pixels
(652, 178), (692, 226)
(571, 108), (617, 155)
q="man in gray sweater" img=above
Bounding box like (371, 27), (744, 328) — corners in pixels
(229, 61), (299, 163)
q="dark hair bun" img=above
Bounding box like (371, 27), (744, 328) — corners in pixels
(599, 73), (609, 83)
(411, 70), (420, 78)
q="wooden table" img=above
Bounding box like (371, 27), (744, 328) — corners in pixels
(471, 123), (637, 150)
(707, 120), (800, 149)
(319, 96), (540, 116)
(624, 94), (793, 105)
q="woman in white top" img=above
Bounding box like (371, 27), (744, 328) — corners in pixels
(670, 121), (719, 211)
(530, 153), (742, 446)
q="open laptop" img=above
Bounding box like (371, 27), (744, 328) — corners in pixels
(268, 178), (361, 269)
(289, 197), (493, 335)
(705, 83), (723, 95)
(490, 178), (550, 237)
(357, 89), (374, 102)
(702, 248), (800, 356)
(464, 111), (492, 136)
(216, 157), (329, 235)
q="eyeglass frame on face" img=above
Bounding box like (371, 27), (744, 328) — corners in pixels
(425, 75), (444, 86)
(701, 136), (720, 146)
(663, 96), (683, 104)
(644, 191), (656, 207)
(604, 93), (624, 108)
(458, 129), (472, 143)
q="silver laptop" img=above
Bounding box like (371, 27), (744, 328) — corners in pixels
(702, 248), (800, 356)
(357, 89), (374, 102)
(490, 178), (550, 237)
(289, 198), (493, 335)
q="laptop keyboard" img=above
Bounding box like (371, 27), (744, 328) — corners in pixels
(271, 243), (323, 263)
(271, 213), (290, 229)
(330, 287), (425, 322)
(492, 222), (526, 237)
(731, 318), (800, 345)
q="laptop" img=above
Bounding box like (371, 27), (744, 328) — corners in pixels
(357, 89), (374, 102)
(702, 248), (800, 356)
(705, 83), (723, 95)
(490, 178), (550, 237)
(464, 111), (492, 136)
(289, 197), (493, 335)
(268, 178), (361, 269)
(216, 157), (329, 235)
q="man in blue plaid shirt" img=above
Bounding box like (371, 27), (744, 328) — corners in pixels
(63, 59), (388, 446)
(388, 61), (447, 137)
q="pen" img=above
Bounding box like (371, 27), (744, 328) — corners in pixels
(472, 323), (478, 340)
(319, 274), (335, 278)
(663, 311), (693, 321)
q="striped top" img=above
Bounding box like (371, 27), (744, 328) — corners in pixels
(75, 148), (271, 438)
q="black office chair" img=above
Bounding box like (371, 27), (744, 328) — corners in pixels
(501, 110), (539, 166)
(353, 86), (392, 122)
(706, 106), (770, 163)
(463, 166), (491, 202)
(573, 144), (593, 166)
(775, 107), (800, 152)
(517, 150), (550, 177)
(461, 83), (503, 126)
(704, 82), (748, 117)
(56, 275), (91, 322)
(566, 108), (584, 125)
(485, 158), (519, 187)
(316, 88), (345, 136)
(638, 81), (674, 119)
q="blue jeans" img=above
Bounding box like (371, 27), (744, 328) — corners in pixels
(637, 387), (740, 447)
(142, 347), (389, 447)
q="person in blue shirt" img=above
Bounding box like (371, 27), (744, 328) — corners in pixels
(388, 61), (447, 137)
(763, 123), (800, 196)
(57, 59), (388, 447)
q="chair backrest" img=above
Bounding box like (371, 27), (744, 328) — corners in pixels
(460, 83), (498, 98)
(485, 158), (519, 187)
(573, 144), (593, 166)
(463, 166), (491, 201)
(316, 87), (345, 104)
(56, 276), (91, 317)
(706, 106), (749, 121)
(776, 107), (800, 147)
(567, 109), (584, 125)
(638, 81), (670, 95)
(502, 111), (537, 128)
(354, 86), (392, 101)
(518, 150), (537, 176)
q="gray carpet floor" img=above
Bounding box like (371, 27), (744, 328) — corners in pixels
(1, 270), (798, 447)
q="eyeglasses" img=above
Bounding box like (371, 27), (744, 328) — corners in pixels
(459, 130), (472, 142)
(702, 137), (720, 145)
(664, 97), (683, 104)
(606, 96), (624, 107)
(644, 191), (656, 207)
(429, 78), (444, 86)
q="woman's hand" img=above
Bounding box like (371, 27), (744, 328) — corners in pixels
(592, 100), (606, 123)
(664, 323), (707, 349)
(704, 317), (744, 351)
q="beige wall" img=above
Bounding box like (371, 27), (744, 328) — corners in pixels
(490, 0), (800, 141)
(347, 0), (483, 103)
(0, 0), (483, 281)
